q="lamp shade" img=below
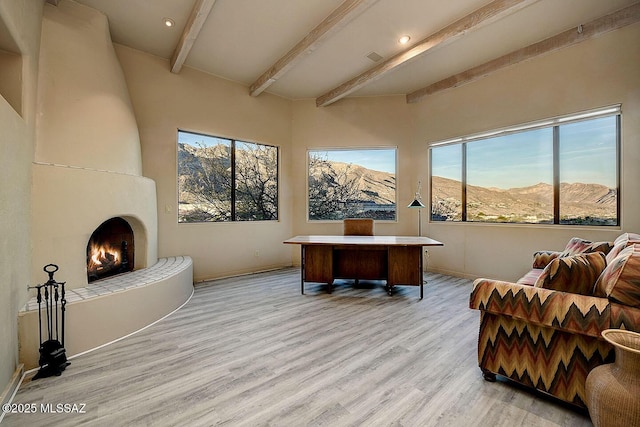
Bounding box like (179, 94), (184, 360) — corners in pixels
(407, 198), (425, 208)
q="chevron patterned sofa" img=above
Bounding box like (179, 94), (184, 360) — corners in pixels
(469, 233), (640, 408)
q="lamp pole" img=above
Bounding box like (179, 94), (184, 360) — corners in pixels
(407, 181), (425, 237)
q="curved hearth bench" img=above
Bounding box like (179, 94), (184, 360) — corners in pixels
(18, 256), (194, 371)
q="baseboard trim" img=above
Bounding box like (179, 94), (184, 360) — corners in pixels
(427, 267), (479, 281)
(194, 264), (293, 284)
(0, 364), (25, 423)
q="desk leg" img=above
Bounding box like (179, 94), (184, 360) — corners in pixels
(300, 246), (305, 294)
(420, 248), (424, 300)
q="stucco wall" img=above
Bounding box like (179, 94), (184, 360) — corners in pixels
(35, 1), (142, 175)
(114, 45), (294, 282)
(32, 1), (158, 290)
(290, 95), (416, 239)
(0, 0), (43, 404)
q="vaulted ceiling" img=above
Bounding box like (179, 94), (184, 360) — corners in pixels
(69, 0), (639, 106)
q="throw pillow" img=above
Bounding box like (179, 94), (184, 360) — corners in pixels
(606, 232), (640, 264)
(535, 252), (607, 296)
(594, 244), (640, 307)
(559, 237), (613, 258)
(532, 251), (560, 269)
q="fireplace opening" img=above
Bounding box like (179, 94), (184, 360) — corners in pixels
(87, 217), (135, 282)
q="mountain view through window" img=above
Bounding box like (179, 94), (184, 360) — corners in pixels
(178, 130), (278, 222)
(307, 148), (397, 221)
(430, 112), (619, 226)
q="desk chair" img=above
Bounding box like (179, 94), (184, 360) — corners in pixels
(342, 218), (375, 287)
(343, 218), (374, 236)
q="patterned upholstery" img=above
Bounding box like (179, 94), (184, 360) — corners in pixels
(470, 234), (640, 408)
(610, 302), (640, 330)
(517, 269), (543, 286)
(532, 250), (561, 269)
(476, 312), (613, 407)
(559, 237), (613, 258)
(606, 232), (640, 263)
(531, 237), (613, 270)
(471, 280), (610, 338)
(534, 252), (607, 296)
(594, 244), (640, 307)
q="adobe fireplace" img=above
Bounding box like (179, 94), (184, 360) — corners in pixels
(86, 217), (135, 282)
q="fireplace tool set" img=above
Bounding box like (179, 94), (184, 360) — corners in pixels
(28, 264), (70, 379)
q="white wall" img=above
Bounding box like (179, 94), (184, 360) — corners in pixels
(0, 0), (43, 403)
(290, 96), (416, 239)
(35, 1), (142, 175)
(114, 45), (294, 282)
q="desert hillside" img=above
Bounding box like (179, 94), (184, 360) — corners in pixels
(321, 161), (396, 205)
(432, 176), (616, 223)
(179, 143), (614, 224)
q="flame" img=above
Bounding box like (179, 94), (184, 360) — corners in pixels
(88, 242), (121, 272)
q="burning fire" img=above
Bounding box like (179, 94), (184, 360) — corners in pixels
(88, 242), (121, 272)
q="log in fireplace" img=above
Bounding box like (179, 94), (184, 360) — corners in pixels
(86, 217), (135, 282)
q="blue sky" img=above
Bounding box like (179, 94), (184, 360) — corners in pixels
(178, 132), (397, 174)
(179, 117), (617, 190)
(178, 130), (230, 146)
(308, 148), (397, 174)
(179, 132), (398, 174)
(431, 116), (617, 189)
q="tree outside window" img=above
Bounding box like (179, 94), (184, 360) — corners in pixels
(178, 131), (278, 223)
(307, 148), (396, 221)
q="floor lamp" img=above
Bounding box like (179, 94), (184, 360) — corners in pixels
(407, 181), (425, 236)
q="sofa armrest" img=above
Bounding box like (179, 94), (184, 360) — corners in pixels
(532, 251), (561, 269)
(610, 302), (640, 332)
(470, 278), (610, 338)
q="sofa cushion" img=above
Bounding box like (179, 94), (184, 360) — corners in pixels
(517, 269), (544, 286)
(532, 251), (561, 269)
(559, 237), (613, 258)
(594, 244), (640, 307)
(535, 252), (607, 296)
(606, 232), (640, 264)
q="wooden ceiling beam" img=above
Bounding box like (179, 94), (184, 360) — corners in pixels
(249, 0), (378, 97)
(170, 0), (217, 74)
(406, 2), (640, 104)
(315, 0), (538, 107)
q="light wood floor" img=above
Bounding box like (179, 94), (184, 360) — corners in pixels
(3, 269), (592, 426)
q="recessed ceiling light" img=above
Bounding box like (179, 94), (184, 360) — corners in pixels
(163, 18), (175, 28)
(398, 35), (411, 44)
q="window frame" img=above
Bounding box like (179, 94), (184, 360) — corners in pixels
(306, 146), (398, 222)
(177, 129), (280, 223)
(428, 106), (621, 226)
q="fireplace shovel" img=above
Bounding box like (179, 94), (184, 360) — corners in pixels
(30, 264), (70, 380)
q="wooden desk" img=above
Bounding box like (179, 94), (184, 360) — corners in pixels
(283, 235), (444, 299)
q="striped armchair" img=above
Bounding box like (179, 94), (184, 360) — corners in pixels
(469, 234), (640, 407)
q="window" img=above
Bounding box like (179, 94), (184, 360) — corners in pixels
(178, 130), (278, 222)
(430, 144), (462, 221)
(558, 116), (618, 225)
(430, 106), (620, 226)
(307, 148), (397, 221)
(466, 128), (553, 223)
